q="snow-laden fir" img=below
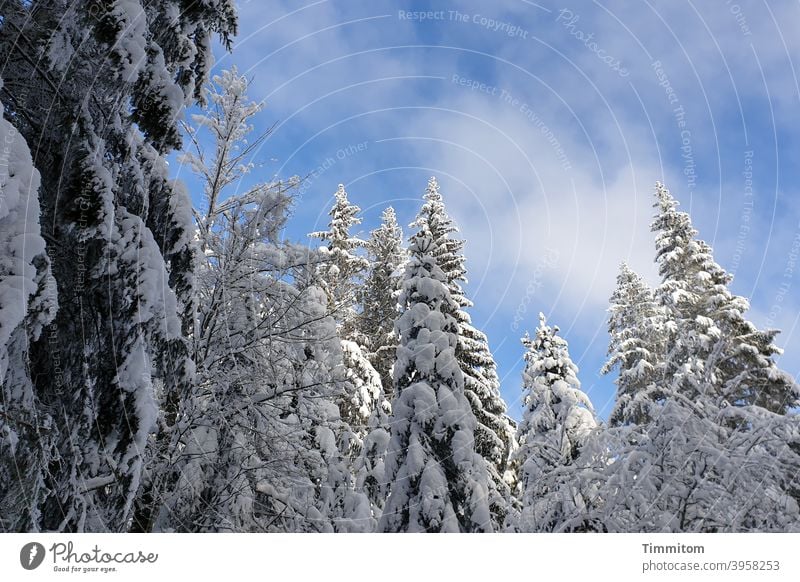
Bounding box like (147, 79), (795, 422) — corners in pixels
(379, 224), (492, 532)
(513, 314), (599, 532)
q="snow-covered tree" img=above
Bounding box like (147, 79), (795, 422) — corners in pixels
(357, 207), (406, 397)
(309, 186), (390, 494)
(602, 262), (667, 426)
(148, 67), (371, 532)
(339, 340), (390, 444)
(513, 313), (600, 532)
(379, 226), (492, 532)
(588, 385), (800, 532)
(460, 321), (519, 529)
(339, 339), (391, 511)
(161, 277), (373, 532)
(0, 0), (236, 532)
(344, 339), (392, 523)
(584, 184), (800, 533)
(269, 285), (373, 533)
(345, 206), (405, 520)
(309, 184), (369, 334)
(410, 177), (517, 530)
(341, 205), (405, 522)
(346, 206), (404, 520)
(0, 83), (59, 531)
(652, 182), (799, 413)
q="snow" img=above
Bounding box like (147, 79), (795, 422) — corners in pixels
(116, 338), (157, 516)
(408, 382), (437, 426)
(0, 88), (56, 378)
(111, 0), (148, 81)
(116, 212), (182, 338)
(316, 426), (338, 457)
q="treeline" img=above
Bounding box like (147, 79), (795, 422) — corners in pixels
(0, 1), (798, 533)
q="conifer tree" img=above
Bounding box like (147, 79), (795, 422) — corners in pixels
(589, 183), (800, 532)
(602, 262), (667, 426)
(357, 207), (406, 398)
(0, 85), (58, 530)
(0, 0), (236, 532)
(345, 208), (404, 522)
(652, 182), (798, 412)
(309, 184), (369, 334)
(513, 313), (599, 532)
(411, 177), (517, 530)
(339, 339), (391, 455)
(380, 225), (492, 532)
(310, 188), (389, 504)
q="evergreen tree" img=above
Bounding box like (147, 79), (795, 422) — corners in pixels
(337, 330), (390, 528)
(379, 226), (492, 532)
(309, 184), (369, 334)
(587, 183), (800, 532)
(461, 319), (519, 529)
(311, 186), (389, 480)
(513, 313), (599, 532)
(602, 262), (667, 426)
(346, 208), (405, 523)
(411, 177), (517, 530)
(652, 182), (799, 413)
(339, 339), (391, 456)
(346, 339), (392, 523)
(353, 420), (391, 524)
(0, 0), (236, 532)
(357, 207), (406, 398)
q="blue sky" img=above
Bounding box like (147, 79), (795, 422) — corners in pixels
(170, 0), (800, 420)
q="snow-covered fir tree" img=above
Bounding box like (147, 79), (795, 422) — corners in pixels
(411, 177), (517, 530)
(345, 339), (392, 523)
(652, 182), (799, 413)
(309, 185), (390, 520)
(0, 0), (236, 532)
(346, 206), (405, 519)
(357, 206), (406, 397)
(339, 341), (389, 440)
(602, 262), (667, 426)
(586, 183), (800, 532)
(461, 322), (519, 529)
(513, 313), (600, 532)
(379, 224), (492, 532)
(309, 184), (369, 334)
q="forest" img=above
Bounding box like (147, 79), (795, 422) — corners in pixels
(0, 1), (798, 534)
